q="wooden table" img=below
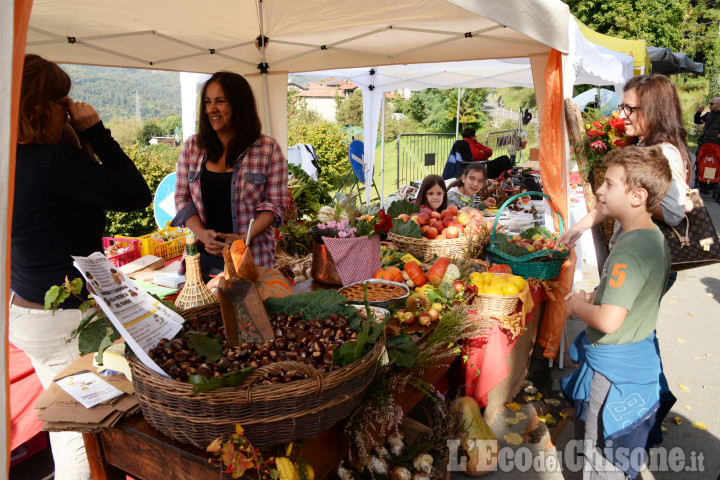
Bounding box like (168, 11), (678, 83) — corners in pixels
(83, 278), (452, 480)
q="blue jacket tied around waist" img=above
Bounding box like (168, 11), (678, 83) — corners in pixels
(561, 331), (676, 477)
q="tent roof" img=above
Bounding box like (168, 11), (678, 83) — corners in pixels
(575, 19), (651, 76)
(26, 0), (570, 75)
(647, 46), (704, 74)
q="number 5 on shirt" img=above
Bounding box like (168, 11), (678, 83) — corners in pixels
(609, 263), (627, 288)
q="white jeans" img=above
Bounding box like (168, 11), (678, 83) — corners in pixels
(9, 293), (93, 480)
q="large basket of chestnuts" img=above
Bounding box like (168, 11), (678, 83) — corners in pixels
(128, 302), (384, 449)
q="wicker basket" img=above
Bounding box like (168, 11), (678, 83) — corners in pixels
(471, 274), (519, 316)
(387, 231), (470, 261)
(128, 303), (384, 449)
(487, 192), (570, 280)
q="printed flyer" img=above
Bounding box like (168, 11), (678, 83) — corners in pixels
(73, 252), (185, 378)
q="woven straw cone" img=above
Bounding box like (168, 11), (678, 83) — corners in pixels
(128, 303), (384, 448)
(387, 232), (470, 261)
(175, 254), (215, 310)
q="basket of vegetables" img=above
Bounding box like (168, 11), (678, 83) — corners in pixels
(487, 192), (570, 280)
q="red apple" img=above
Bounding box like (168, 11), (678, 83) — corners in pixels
(446, 226), (459, 239)
(441, 209), (454, 220)
(453, 281), (466, 293)
(417, 213), (430, 226)
(511, 235), (523, 244)
(525, 245), (536, 253)
(402, 311), (415, 324)
(456, 225), (465, 235)
(425, 227), (438, 239)
(430, 211), (442, 220)
(545, 238), (556, 249)
(410, 215), (420, 225)
(448, 205), (459, 215)
(521, 239), (531, 247)
(397, 214), (410, 222)
(417, 312), (432, 326)
(442, 217), (454, 228)
(427, 307), (441, 322)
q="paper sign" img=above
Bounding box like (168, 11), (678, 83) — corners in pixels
(702, 167), (716, 180)
(55, 370), (123, 408)
(73, 252), (185, 378)
(401, 253), (422, 265)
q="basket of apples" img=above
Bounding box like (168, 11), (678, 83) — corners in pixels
(388, 204), (491, 261)
(487, 192), (570, 280)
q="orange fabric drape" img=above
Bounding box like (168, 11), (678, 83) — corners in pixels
(536, 49), (577, 360)
(6, 0), (34, 470)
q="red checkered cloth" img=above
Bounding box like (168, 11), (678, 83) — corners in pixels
(322, 235), (382, 286)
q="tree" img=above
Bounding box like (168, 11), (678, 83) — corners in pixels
(288, 117), (349, 190)
(564, 0), (717, 64)
(445, 88), (491, 130)
(105, 143), (180, 237)
(336, 89), (364, 126)
(106, 116), (142, 147)
(400, 88), (490, 132)
(137, 119), (164, 144)
(160, 114), (182, 137)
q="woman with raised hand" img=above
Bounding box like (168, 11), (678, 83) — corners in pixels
(10, 54), (152, 480)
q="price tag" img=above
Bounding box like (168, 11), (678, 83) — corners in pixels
(401, 253), (422, 265)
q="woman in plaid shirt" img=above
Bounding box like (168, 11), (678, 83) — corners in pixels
(172, 72), (287, 272)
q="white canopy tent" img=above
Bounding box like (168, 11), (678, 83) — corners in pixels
(290, 15), (633, 203)
(2, 0), (633, 466)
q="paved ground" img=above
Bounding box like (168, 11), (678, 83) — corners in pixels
(453, 191), (720, 480)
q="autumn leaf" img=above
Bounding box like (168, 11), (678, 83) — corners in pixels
(235, 424), (245, 436)
(524, 385), (538, 394)
(504, 432), (524, 445)
(232, 453), (255, 479)
(506, 402), (522, 411)
(222, 442), (236, 465)
(516, 412), (528, 420)
(691, 421), (708, 431)
(668, 300), (677, 304)
(676, 338), (686, 344)
(538, 413), (557, 425)
(683, 405), (692, 410)
(544, 398), (562, 407)
(506, 416), (520, 425)
(687, 313), (695, 317)
(661, 426), (668, 432)
(671, 417), (682, 425)
(678, 384), (690, 392)
(559, 411), (568, 420)
(207, 438), (223, 453)
(707, 293), (714, 298)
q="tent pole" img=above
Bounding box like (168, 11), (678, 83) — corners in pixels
(455, 87), (461, 138)
(380, 95), (386, 207)
(257, 0), (272, 135)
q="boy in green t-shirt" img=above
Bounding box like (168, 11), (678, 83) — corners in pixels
(560, 145), (676, 479)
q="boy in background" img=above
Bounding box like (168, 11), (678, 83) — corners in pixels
(560, 145), (677, 479)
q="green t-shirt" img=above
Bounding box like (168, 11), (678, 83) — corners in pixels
(586, 228), (670, 346)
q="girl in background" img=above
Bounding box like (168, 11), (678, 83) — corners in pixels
(414, 174), (447, 212)
(446, 163), (497, 210)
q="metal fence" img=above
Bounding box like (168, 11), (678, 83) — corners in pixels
(395, 133), (456, 188)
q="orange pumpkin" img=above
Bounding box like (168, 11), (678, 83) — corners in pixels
(403, 261), (427, 287)
(255, 268), (293, 300)
(373, 267), (403, 283)
(489, 263), (512, 275)
(226, 239), (260, 281)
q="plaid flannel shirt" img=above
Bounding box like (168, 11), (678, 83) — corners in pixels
(172, 134), (287, 269)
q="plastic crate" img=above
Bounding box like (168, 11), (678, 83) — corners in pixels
(102, 237), (141, 267)
(122, 222), (189, 260)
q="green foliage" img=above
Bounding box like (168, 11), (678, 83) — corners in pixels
(160, 114), (182, 137)
(288, 117), (350, 190)
(287, 163), (332, 218)
(391, 219), (422, 238)
(336, 89), (364, 126)
(264, 289), (361, 329)
(61, 64), (181, 120)
(188, 367), (255, 394)
(401, 88), (490, 132)
(105, 143), (180, 237)
(387, 199), (420, 218)
(186, 332), (222, 362)
(106, 116), (143, 148)
(138, 119), (164, 144)
(564, 0), (718, 66)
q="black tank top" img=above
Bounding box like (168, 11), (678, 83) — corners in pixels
(200, 163), (234, 236)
